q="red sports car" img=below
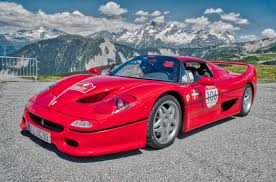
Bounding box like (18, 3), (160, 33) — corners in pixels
(21, 55), (257, 156)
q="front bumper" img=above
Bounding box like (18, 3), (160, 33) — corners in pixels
(21, 102), (148, 156)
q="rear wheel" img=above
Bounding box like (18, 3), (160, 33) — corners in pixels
(238, 84), (253, 116)
(147, 95), (181, 149)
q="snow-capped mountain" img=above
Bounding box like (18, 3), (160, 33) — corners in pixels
(4, 26), (66, 42)
(114, 21), (237, 49)
(2, 26), (67, 50)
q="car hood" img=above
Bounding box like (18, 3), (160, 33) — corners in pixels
(30, 76), (158, 119)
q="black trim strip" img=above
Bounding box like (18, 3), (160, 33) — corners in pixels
(69, 117), (148, 133)
(186, 85), (245, 106)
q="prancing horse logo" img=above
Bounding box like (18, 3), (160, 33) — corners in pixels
(41, 119), (45, 126)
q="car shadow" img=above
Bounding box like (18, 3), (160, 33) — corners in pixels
(177, 116), (236, 139)
(21, 116), (236, 162)
(21, 130), (143, 163)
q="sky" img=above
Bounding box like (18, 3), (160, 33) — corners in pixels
(1, 0), (276, 41)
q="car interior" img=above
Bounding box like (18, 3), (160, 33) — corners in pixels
(184, 61), (213, 83)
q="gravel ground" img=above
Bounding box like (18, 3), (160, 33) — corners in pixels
(0, 81), (275, 182)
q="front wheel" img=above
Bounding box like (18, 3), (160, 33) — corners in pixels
(238, 84), (253, 116)
(147, 95), (182, 149)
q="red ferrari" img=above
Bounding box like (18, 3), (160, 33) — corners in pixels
(21, 55), (257, 156)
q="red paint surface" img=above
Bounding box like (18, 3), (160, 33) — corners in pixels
(21, 56), (257, 156)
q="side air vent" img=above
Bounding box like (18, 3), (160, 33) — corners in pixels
(222, 98), (238, 112)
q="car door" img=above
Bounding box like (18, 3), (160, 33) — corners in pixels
(184, 61), (220, 129)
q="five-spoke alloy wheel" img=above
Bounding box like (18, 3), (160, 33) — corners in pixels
(238, 84), (253, 116)
(147, 95), (181, 149)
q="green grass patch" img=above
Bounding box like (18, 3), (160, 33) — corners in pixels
(223, 65), (247, 73)
(224, 64), (276, 82)
(241, 53), (276, 63)
(37, 75), (64, 82)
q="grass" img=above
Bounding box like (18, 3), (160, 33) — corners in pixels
(36, 75), (64, 82)
(224, 64), (276, 82)
(238, 53), (276, 64)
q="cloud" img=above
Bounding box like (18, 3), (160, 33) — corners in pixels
(164, 11), (170, 15)
(150, 10), (162, 17)
(153, 15), (165, 23)
(204, 8), (224, 14)
(208, 21), (240, 33)
(168, 21), (186, 28)
(240, 34), (257, 41)
(261, 28), (276, 38)
(185, 16), (210, 30)
(134, 16), (148, 23)
(221, 12), (249, 24)
(135, 10), (149, 16)
(98, 1), (127, 16)
(0, 2), (137, 35)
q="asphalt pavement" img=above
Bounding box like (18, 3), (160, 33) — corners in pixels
(0, 81), (275, 182)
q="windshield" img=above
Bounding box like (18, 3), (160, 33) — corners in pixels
(110, 56), (180, 83)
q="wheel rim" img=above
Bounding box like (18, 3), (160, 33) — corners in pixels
(153, 101), (180, 144)
(243, 87), (252, 113)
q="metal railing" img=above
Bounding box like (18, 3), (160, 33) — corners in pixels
(0, 56), (38, 81)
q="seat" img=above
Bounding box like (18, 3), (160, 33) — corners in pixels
(186, 67), (200, 82)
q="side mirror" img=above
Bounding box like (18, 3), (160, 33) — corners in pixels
(88, 67), (101, 75)
(199, 77), (215, 85)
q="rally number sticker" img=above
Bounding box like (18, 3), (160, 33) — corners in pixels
(205, 86), (218, 108)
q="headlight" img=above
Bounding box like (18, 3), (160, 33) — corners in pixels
(71, 120), (92, 128)
(94, 95), (137, 114)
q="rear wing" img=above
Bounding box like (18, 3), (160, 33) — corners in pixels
(210, 61), (255, 75)
(210, 61), (257, 85)
(210, 61), (250, 66)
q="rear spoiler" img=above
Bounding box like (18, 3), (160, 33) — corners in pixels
(210, 61), (251, 66)
(210, 61), (256, 78)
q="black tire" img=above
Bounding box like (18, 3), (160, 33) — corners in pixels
(237, 84), (253, 117)
(147, 95), (182, 149)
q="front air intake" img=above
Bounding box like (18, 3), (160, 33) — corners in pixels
(29, 112), (64, 132)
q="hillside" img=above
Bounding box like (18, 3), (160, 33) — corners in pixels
(12, 35), (137, 74)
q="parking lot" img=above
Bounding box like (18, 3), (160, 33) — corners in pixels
(0, 81), (275, 181)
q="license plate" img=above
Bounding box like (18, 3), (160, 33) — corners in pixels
(28, 123), (51, 143)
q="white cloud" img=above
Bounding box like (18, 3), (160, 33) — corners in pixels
(204, 8), (224, 14)
(261, 28), (276, 38)
(0, 2), (138, 35)
(240, 34), (257, 41)
(164, 11), (170, 15)
(153, 15), (165, 23)
(134, 16), (148, 23)
(208, 21), (240, 33)
(221, 12), (249, 24)
(185, 16), (210, 30)
(135, 10), (149, 16)
(168, 21), (186, 28)
(150, 10), (162, 17)
(98, 1), (127, 16)
(72, 11), (84, 17)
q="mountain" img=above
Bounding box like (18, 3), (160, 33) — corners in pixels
(2, 26), (67, 51)
(241, 38), (276, 53)
(88, 31), (117, 40)
(11, 35), (137, 74)
(114, 21), (236, 49)
(10, 33), (276, 75)
(1, 22), (237, 55)
(10, 34), (245, 75)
